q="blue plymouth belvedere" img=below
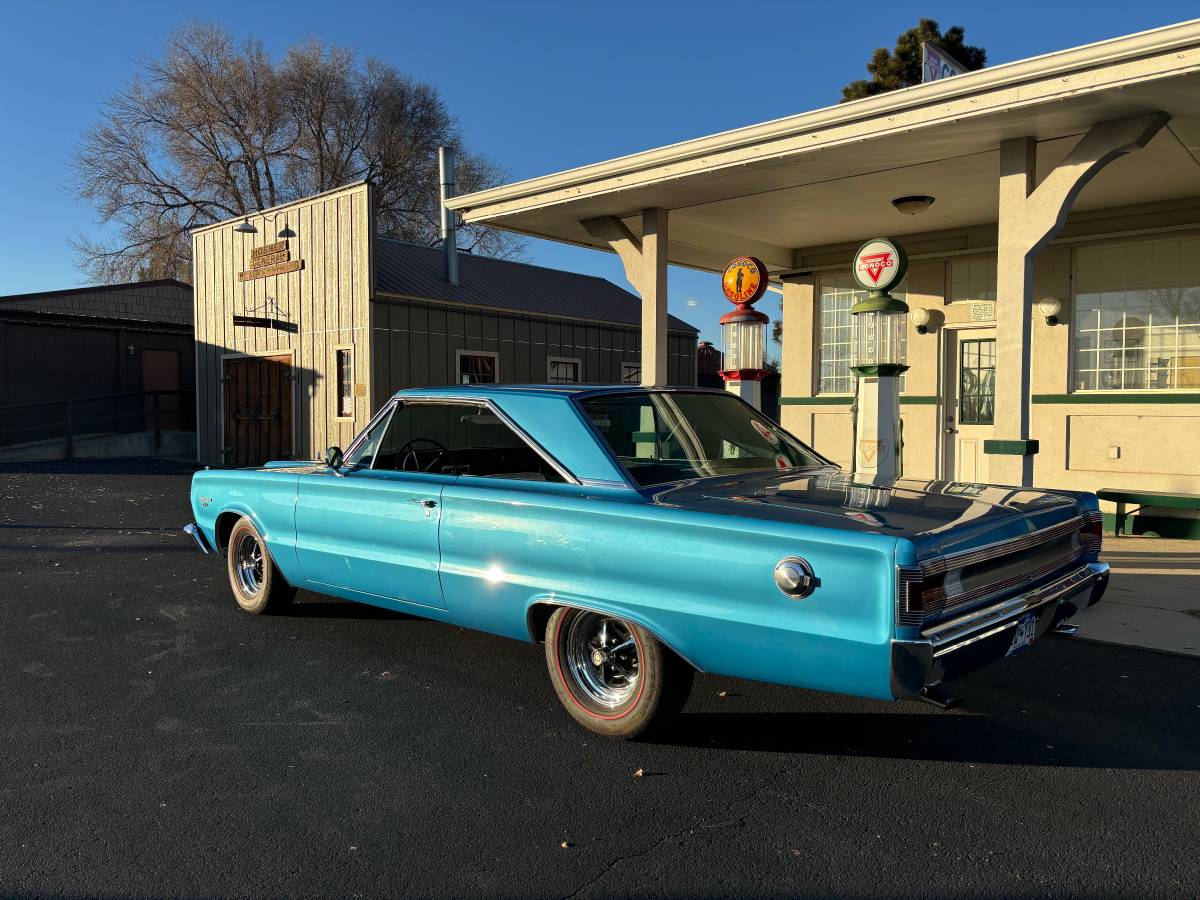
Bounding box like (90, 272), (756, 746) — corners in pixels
(185, 386), (1108, 738)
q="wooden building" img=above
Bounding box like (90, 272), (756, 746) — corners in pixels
(191, 181), (697, 467)
(0, 279), (194, 451)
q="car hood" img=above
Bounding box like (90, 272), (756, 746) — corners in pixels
(648, 467), (1086, 557)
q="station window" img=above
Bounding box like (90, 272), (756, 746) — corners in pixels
(457, 350), (499, 384)
(547, 357), (581, 383)
(336, 349), (354, 417)
(949, 257), (997, 303)
(621, 363), (641, 384)
(816, 274), (906, 394)
(1072, 237), (1200, 391)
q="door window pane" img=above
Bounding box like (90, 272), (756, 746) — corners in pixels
(621, 364), (641, 384)
(336, 349), (354, 417)
(1072, 237), (1200, 391)
(959, 339), (995, 425)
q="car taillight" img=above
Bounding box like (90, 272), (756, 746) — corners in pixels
(1080, 516), (1103, 554)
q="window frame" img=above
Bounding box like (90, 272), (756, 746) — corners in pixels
(455, 349), (500, 385)
(342, 396), (578, 485)
(814, 273), (908, 395)
(1068, 236), (1200, 394)
(546, 355), (582, 384)
(334, 346), (355, 419)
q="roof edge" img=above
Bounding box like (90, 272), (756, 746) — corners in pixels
(189, 180), (371, 236)
(0, 278), (192, 303)
(447, 18), (1200, 215)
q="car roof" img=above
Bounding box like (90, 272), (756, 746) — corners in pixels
(389, 384), (730, 401)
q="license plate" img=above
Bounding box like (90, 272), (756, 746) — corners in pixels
(1006, 612), (1039, 656)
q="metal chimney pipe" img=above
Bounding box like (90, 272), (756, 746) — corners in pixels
(439, 146), (459, 287)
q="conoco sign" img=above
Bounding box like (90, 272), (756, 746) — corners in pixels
(851, 238), (907, 293)
(721, 256), (768, 305)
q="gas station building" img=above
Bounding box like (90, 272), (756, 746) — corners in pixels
(448, 20), (1200, 536)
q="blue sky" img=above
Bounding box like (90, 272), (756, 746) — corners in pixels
(1, 1), (1196, 343)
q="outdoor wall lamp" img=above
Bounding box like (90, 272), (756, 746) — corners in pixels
(233, 213), (297, 239)
(1039, 297), (1062, 326)
(891, 195), (935, 216)
(910, 306), (932, 334)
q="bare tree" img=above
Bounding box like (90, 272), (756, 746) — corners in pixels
(73, 22), (523, 283)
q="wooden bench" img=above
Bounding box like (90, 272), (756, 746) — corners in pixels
(1096, 488), (1200, 536)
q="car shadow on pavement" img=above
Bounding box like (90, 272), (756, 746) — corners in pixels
(654, 640), (1200, 770)
(286, 593), (419, 621)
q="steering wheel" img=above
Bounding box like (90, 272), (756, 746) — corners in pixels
(396, 437), (449, 473)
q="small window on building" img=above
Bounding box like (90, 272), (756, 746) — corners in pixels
(621, 363), (641, 384)
(457, 350), (499, 384)
(547, 357), (581, 383)
(817, 274), (907, 394)
(949, 257), (997, 303)
(336, 349), (354, 417)
(1072, 237), (1200, 391)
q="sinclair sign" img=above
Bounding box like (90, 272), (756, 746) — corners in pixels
(851, 238), (908, 293)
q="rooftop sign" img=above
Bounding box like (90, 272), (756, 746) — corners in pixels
(922, 42), (968, 83)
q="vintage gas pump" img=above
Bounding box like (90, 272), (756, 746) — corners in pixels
(718, 256), (770, 410)
(849, 238), (909, 480)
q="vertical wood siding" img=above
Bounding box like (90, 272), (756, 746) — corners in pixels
(370, 297), (697, 408)
(192, 183), (374, 465)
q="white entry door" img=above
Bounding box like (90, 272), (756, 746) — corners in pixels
(942, 328), (996, 483)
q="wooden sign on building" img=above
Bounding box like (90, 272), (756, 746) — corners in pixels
(239, 240), (304, 282)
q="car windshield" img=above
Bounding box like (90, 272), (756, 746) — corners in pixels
(579, 391), (826, 487)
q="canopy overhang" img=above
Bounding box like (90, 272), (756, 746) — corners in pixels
(448, 20), (1200, 274)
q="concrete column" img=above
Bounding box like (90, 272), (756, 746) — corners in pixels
(779, 275), (814, 440)
(640, 208), (669, 386)
(989, 113), (1169, 486)
(580, 208), (670, 387)
(992, 137), (1038, 486)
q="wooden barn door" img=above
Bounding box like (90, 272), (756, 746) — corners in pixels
(222, 354), (293, 467)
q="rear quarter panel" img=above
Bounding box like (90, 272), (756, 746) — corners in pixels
(438, 480), (900, 700)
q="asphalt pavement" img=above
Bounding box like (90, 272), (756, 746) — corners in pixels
(1, 459), (1198, 899)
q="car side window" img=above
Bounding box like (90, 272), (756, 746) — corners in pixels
(343, 405), (394, 468)
(371, 401), (565, 482)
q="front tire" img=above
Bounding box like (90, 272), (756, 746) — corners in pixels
(226, 517), (295, 615)
(544, 606), (693, 739)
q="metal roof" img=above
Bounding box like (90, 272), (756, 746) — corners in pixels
(374, 238), (697, 332)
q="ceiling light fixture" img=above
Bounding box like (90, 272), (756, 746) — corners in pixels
(891, 195), (936, 216)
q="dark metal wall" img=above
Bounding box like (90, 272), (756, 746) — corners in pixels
(370, 298), (697, 405)
(0, 316), (194, 445)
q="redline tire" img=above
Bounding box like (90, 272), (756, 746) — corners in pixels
(544, 606), (693, 739)
(225, 517), (295, 615)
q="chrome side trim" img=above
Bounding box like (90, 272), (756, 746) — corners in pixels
(921, 515), (1085, 576)
(923, 563), (1107, 656)
(183, 523), (214, 555)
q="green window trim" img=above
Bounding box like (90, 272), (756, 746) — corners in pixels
(983, 439), (1040, 456)
(781, 395), (940, 406)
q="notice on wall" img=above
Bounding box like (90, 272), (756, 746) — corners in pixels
(970, 301), (996, 322)
(238, 239), (304, 282)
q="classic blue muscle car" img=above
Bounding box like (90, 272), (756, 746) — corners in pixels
(185, 386), (1108, 738)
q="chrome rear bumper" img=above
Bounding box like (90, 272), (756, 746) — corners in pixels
(891, 561), (1109, 700)
(183, 523), (214, 555)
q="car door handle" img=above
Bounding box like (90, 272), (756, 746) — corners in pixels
(410, 498), (438, 508)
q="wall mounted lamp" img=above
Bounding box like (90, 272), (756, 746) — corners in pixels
(233, 213), (296, 239)
(910, 306), (932, 334)
(1039, 297), (1062, 326)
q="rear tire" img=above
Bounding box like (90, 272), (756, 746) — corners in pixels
(226, 517), (295, 615)
(544, 606), (693, 740)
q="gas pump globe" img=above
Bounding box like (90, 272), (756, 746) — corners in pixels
(719, 256), (770, 409)
(849, 238), (909, 479)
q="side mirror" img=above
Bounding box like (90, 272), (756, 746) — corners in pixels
(324, 446), (344, 470)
